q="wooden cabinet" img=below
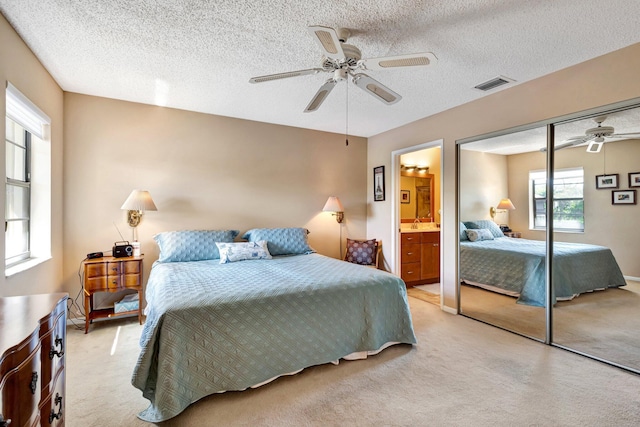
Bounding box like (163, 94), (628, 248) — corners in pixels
(400, 231), (440, 286)
(82, 256), (143, 333)
(0, 293), (68, 427)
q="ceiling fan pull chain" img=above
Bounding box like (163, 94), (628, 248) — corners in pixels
(345, 76), (349, 146)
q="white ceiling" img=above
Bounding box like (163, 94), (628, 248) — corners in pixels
(1, 0), (640, 138)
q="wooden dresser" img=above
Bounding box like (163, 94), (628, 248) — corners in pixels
(0, 293), (68, 427)
(400, 231), (440, 286)
(82, 256), (143, 333)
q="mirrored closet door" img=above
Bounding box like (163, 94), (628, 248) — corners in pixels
(458, 126), (548, 341)
(458, 102), (640, 373)
(551, 105), (640, 372)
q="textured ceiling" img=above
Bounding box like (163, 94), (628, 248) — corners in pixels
(1, 0), (639, 137)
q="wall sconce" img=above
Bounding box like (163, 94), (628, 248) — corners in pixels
(323, 196), (344, 223)
(121, 190), (158, 239)
(490, 198), (516, 219)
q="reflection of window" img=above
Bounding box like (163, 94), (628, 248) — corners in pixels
(530, 168), (584, 232)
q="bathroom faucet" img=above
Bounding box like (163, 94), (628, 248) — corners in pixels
(411, 218), (420, 229)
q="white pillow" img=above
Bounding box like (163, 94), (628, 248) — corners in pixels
(216, 240), (272, 263)
(465, 229), (494, 242)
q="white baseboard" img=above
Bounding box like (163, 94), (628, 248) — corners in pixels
(441, 305), (457, 315)
(624, 275), (640, 282)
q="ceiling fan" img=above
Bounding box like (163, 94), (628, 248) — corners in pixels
(249, 25), (437, 113)
(554, 115), (640, 153)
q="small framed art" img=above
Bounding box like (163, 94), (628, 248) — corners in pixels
(400, 190), (410, 204)
(374, 166), (385, 202)
(629, 172), (640, 188)
(612, 189), (636, 205)
(595, 174), (619, 189)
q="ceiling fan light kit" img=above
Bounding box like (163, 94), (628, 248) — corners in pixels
(249, 25), (437, 112)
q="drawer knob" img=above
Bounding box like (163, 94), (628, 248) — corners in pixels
(407, 252), (413, 255)
(49, 393), (63, 424)
(0, 414), (11, 426)
(49, 336), (64, 359)
(30, 371), (38, 394)
(407, 271), (414, 274)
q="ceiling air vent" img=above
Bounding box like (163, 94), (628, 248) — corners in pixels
(474, 75), (515, 92)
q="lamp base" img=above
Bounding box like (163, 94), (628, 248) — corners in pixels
(127, 210), (142, 227)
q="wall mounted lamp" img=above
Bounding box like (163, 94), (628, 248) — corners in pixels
(323, 196), (344, 223)
(121, 190), (158, 240)
(490, 198), (515, 219)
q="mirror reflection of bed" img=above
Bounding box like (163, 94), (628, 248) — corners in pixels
(458, 104), (640, 373)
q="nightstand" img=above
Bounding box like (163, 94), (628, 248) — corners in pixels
(504, 231), (522, 238)
(82, 255), (144, 333)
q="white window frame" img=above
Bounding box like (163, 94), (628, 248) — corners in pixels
(5, 82), (51, 274)
(529, 167), (585, 232)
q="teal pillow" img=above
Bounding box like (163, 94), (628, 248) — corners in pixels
(463, 220), (505, 238)
(154, 230), (239, 262)
(241, 227), (315, 256)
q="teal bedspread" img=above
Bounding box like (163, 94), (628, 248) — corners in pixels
(460, 237), (626, 306)
(131, 254), (416, 422)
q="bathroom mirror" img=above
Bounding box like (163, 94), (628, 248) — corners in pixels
(400, 171), (434, 221)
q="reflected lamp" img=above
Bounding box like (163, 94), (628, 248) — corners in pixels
(490, 198), (515, 219)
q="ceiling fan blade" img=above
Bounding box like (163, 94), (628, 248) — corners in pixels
(359, 52), (437, 71)
(351, 73), (401, 105)
(249, 68), (323, 84)
(304, 79), (337, 113)
(607, 132), (640, 138)
(308, 26), (345, 61)
(540, 136), (590, 152)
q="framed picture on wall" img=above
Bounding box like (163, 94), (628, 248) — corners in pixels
(629, 172), (640, 188)
(400, 190), (410, 204)
(595, 174), (619, 189)
(612, 189), (636, 205)
(374, 166), (385, 201)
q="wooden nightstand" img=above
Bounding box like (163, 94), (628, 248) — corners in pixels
(82, 255), (144, 333)
(504, 231), (522, 238)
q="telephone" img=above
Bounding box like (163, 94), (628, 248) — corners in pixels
(499, 225), (512, 233)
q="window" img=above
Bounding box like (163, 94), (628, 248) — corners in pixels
(5, 118), (31, 265)
(5, 82), (51, 271)
(530, 168), (584, 232)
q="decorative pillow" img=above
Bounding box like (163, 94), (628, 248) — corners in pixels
(463, 220), (505, 238)
(241, 227), (315, 256)
(154, 229), (239, 263)
(465, 228), (495, 242)
(216, 241), (272, 264)
(459, 222), (468, 241)
(345, 239), (377, 265)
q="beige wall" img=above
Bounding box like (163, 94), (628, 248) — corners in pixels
(0, 14), (64, 297)
(367, 42), (640, 310)
(62, 93), (368, 303)
(459, 150), (508, 222)
(508, 139), (640, 277)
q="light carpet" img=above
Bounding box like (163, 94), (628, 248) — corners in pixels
(66, 298), (640, 426)
(460, 281), (640, 369)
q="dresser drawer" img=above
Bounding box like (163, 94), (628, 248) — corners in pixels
(421, 231), (439, 243)
(85, 263), (106, 278)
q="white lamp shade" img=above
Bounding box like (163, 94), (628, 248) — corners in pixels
(496, 198), (516, 210)
(121, 190), (158, 211)
(322, 196), (344, 212)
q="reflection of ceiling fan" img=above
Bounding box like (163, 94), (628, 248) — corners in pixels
(249, 25), (436, 112)
(556, 115), (640, 153)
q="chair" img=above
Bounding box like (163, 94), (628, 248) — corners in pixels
(344, 239), (382, 269)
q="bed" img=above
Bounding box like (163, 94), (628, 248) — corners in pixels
(459, 221), (626, 306)
(131, 228), (416, 422)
